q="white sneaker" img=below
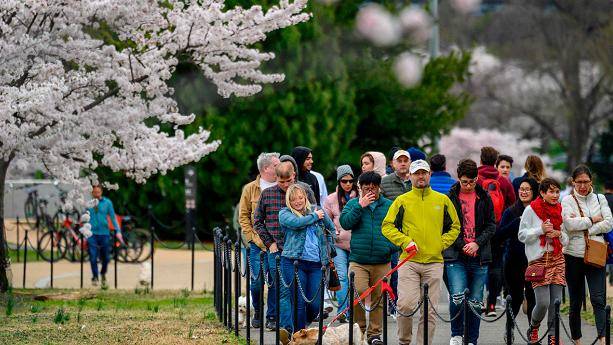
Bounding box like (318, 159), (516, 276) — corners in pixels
(449, 336), (462, 345)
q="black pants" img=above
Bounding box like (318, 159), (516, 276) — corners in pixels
(565, 254), (607, 339)
(487, 249), (504, 308)
(503, 256), (535, 323)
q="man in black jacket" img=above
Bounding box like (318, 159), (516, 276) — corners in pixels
(443, 159), (495, 345)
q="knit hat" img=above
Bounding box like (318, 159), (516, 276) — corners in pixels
(336, 165), (354, 182)
(407, 147), (426, 161)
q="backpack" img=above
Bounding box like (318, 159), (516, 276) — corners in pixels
(482, 178), (504, 222)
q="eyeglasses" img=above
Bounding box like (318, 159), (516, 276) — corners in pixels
(459, 178), (477, 185)
(519, 188), (532, 193)
(340, 179), (354, 184)
(574, 180), (591, 185)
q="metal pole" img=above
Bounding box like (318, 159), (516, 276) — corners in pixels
(293, 260), (299, 333)
(214, 230), (219, 313)
(259, 251), (265, 345)
(222, 238), (227, 327)
(275, 256), (281, 345)
(80, 232), (84, 289)
(227, 240), (233, 331)
(605, 305), (611, 345)
(191, 226), (196, 291)
(50, 229), (54, 288)
(150, 225), (155, 290)
(36, 227), (40, 260)
(22, 229), (28, 288)
(505, 295), (513, 345)
(429, 0), (439, 58)
(562, 287), (566, 304)
(16, 217), (20, 262)
(114, 232), (118, 289)
(554, 299), (560, 345)
(424, 283), (429, 345)
(463, 288), (469, 345)
(317, 266), (325, 345)
(234, 241), (240, 337)
(382, 277), (388, 345)
(349, 271), (355, 345)
(246, 246), (251, 344)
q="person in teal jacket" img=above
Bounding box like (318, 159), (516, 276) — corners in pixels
(339, 171), (396, 345)
(87, 185), (123, 286)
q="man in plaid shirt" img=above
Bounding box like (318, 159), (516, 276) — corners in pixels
(254, 161), (314, 340)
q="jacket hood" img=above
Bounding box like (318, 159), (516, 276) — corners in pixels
(279, 155), (299, 176)
(368, 151), (388, 177)
(478, 165), (500, 180)
(291, 146), (312, 173)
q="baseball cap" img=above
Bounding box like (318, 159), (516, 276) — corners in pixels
(393, 150), (410, 161)
(409, 160), (430, 174)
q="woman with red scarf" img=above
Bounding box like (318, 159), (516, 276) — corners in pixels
(518, 178), (569, 344)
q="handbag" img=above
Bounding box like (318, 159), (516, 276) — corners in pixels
(525, 252), (548, 282)
(320, 220), (341, 291)
(572, 192), (607, 268)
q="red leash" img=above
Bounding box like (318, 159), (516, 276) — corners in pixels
(325, 244), (418, 329)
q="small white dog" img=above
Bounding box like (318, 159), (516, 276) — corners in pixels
(237, 295), (254, 328)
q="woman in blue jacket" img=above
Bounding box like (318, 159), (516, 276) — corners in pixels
(279, 184), (336, 332)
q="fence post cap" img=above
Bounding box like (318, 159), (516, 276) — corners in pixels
(275, 255), (280, 262)
(382, 277), (388, 283)
(349, 271), (355, 278)
(293, 260), (299, 267)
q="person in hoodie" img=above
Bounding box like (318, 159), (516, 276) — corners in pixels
(476, 146), (516, 317)
(323, 165), (359, 323)
(429, 154), (456, 195)
(291, 146), (321, 206)
(443, 159), (495, 345)
(279, 154), (316, 205)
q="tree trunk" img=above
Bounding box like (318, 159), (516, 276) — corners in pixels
(0, 159), (11, 292)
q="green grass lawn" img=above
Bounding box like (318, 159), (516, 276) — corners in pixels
(0, 289), (244, 345)
(8, 247), (47, 263)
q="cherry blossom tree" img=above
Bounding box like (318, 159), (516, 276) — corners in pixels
(0, 0), (309, 291)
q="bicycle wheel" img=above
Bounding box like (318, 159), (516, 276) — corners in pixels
(24, 197), (37, 230)
(67, 232), (89, 262)
(120, 228), (152, 263)
(38, 230), (68, 262)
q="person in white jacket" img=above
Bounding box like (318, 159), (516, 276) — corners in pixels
(561, 165), (613, 345)
(519, 178), (569, 344)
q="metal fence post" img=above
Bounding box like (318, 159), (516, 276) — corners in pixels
(505, 295), (513, 345)
(22, 229), (28, 288)
(259, 251), (265, 345)
(227, 240), (233, 331)
(275, 255), (281, 345)
(349, 271), (355, 345)
(462, 288), (469, 345)
(293, 260), (299, 333)
(80, 231), (84, 289)
(150, 225), (155, 290)
(382, 277), (388, 345)
(191, 226), (196, 291)
(16, 217), (20, 262)
(554, 299), (560, 345)
(234, 241), (240, 337)
(114, 232), (118, 289)
(317, 266), (325, 345)
(605, 305), (610, 345)
(50, 229), (54, 288)
(246, 246), (251, 345)
(424, 283), (429, 345)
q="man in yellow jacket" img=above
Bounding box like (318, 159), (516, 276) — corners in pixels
(382, 159), (461, 345)
(238, 152), (280, 330)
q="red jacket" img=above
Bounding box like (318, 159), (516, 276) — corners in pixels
(477, 165), (516, 209)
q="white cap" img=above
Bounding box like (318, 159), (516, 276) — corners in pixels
(409, 159), (430, 174)
(393, 150), (410, 161)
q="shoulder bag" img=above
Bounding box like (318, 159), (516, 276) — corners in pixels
(572, 192), (607, 268)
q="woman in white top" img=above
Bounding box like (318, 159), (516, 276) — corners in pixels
(561, 165), (613, 345)
(519, 178), (569, 344)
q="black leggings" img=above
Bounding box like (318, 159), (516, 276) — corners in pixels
(565, 254), (607, 340)
(503, 256), (535, 322)
(487, 250), (504, 308)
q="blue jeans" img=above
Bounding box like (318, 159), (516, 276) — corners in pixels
(333, 248), (350, 316)
(446, 260), (488, 344)
(88, 234), (110, 279)
(282, 257), (323, 331)
(249, 243), (276, 320)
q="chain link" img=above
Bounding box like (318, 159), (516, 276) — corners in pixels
(426, 295), (464, 323)
(351, 283), (386, 313)
(508, 305), (553, 344)
(388, 295), (424, 318)
(295, 268), (326, 304)
(468, 302), (507, 323)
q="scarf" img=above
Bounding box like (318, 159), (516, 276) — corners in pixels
(530, 197), (563, 255)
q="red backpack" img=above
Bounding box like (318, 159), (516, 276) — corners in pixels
(482, 178), (504, 222)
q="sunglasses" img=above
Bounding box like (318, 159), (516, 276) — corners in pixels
(340, 179), (354, 184)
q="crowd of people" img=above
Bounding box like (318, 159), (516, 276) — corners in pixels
(237, 146), (613, 345)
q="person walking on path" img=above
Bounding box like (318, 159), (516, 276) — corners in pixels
(238, 152), (280, 329)
(323, 165), (358, 323)
(382, 160), (461, 345)
(495, 154), (514, 182)
(291, 146), (321, 206)
(519, 178), (569, 344)
(562, 165), (612, 345)
(444, 159), (495, 345)
(87, 185), (123, 287)
(340, 171), (396, 345)
(380, 149), (412, 200)
(429, 154), (456, 195)
(477, 146), (515, 317)
(253, 161), (301, 339)
(497, 178), (539, 325)
(279, 184), (336, 332)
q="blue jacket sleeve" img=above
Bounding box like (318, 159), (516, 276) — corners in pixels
(279, 208), (318, 231)
(107, 199), (121, 233)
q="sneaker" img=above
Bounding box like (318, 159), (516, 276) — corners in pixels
(449, 336), (462, 345)
(279, 328), (291, 345)
(251, 317), (261, 329)
(265, 319), (277, 331)
(486, 304), (497, 317)
(91, 277), (99, 286)
(367, 335), (383, 345)
(527, 325), (539, 344)
(101, 274), (107, 284)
